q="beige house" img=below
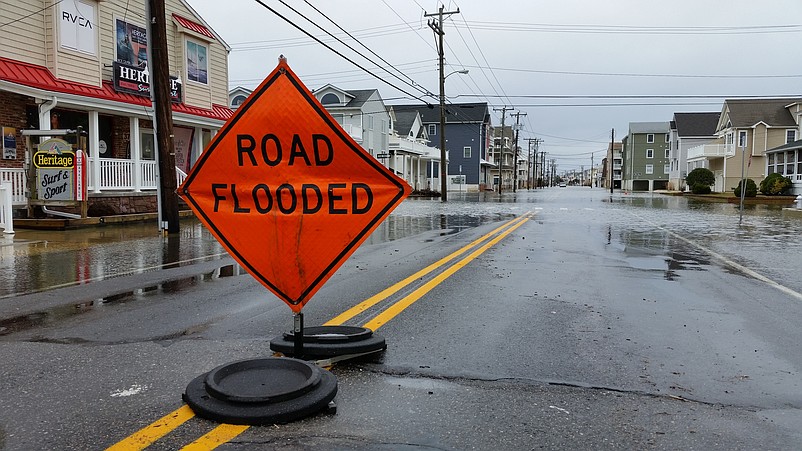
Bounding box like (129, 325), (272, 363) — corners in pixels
(687, 99), (801, 193)
(0, 0), (233, 217)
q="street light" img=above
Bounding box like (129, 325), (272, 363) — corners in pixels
(439, 69), (468, 202)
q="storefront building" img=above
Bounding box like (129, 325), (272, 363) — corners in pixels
(0, 0), (232, 217)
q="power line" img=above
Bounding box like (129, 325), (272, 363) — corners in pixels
(251, 0), (433, 104)
(456, 65), (802, 79)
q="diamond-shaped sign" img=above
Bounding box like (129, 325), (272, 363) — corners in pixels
(179, 58), (410, 312)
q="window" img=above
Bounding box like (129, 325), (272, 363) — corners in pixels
(60, 0), (97, 55)
(141, 130), (155, 160)
(428, 124), (437, 136)
(646, 134), (654, 143)
(186, 40), (208, 84)
(787, 129), (797, 144)
(115, 19), (147, 66)
(646, 149), (654, 158)
(738, 130), (747, 148)
(645, 164), (654, 174)
(665, 148), (670, 158)
(665, 134), (669, 143)
(368, 115), (374, 130)
(320, 93), (339, 105)
(463, 146), (471, 158)
(231, 95), (246, 108)
(663, 164), (670, 174)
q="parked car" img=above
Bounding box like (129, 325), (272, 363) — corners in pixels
(559, 182), (567, 187)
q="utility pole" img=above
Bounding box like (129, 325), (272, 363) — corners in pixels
(540, 151), (546, 188)
(493, 106), (511, 193)
(590, 152), (594, 188)
(426, 6), (460, 203)
(510, 111), (526, 192)
(526, 138), (543, 189)
(148, 0), (179, 233)
(610, 128), (615, 194)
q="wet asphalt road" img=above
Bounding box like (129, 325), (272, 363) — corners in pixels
(1, 187), (801, 450)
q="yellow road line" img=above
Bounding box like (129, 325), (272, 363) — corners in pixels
(180, 424), (250, 450)
(363, 216), (530, 331)
(107, 214), (531, 450)
(325, 215), (530, 326)
(106, 405), (195, 451)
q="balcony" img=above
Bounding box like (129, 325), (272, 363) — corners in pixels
(687, 144), (734, 161)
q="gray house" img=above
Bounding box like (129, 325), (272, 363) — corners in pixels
(312, 85), (390, 160)
(391, 102), (492, 192)
(668, 112), (719, 191)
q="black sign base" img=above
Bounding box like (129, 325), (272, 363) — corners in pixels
(269, 325), (387, 360)
(183, 357), (337, 425)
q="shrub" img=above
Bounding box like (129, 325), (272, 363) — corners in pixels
(759, 173), (793, 195)
(691, 183), (711, 194)
(733, 179), (757, 197)
(686, 168), (715, 190)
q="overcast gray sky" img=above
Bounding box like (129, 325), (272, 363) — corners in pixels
(187, 0), (802, 171)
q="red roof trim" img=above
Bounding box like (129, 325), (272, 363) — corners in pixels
(172, 14), (216, 40)
(0, 57), (232, 122)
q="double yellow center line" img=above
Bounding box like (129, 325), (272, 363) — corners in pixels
(106, 213), (531, 450)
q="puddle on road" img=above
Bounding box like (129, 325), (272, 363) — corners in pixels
(0, 264), (244, 337)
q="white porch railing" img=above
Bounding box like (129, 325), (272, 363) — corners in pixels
(687, 144), (734, 161)
(0, 182), (14, 234)
(0, 168), (26, 205)
(0, 160), (186, 207)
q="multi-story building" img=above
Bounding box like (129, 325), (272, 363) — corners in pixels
(603, 142), (623, 190)
(668, 112), (719, 191)
(490, 125), (514, 191)
(312, 85), (390, 160)
(687, 99), (801, 193)
(622, 122), (670, 191)
(392, 102), (492, 192)
(386, 107), (440, 191)
(0, 0), (233, 217)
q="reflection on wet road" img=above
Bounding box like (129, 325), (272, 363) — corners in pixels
(2, 189), (800, 299)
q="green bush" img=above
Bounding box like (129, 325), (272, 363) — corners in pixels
(733, 179), (757, 197)
(686, 168), (715, 190)
(759, 173), (793, 195)
(691, 183), (712, 194)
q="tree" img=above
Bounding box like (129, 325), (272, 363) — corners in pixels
(686, 168), (715, 194)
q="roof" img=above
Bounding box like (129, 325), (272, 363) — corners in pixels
(0, 57), (232, 122)
(724, 98), (800, 128)
(629, 122), (670, 134)
(392, 110), (418, 136)
(391, 102), (489, 124)
(673, 112), (720, 137)
(767, 138), (802, 153)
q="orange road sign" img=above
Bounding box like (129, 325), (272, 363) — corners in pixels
(179, 58), (410, 312)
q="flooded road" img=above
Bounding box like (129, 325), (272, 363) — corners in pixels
(2, 189), (800, 298)
(2, 187), (802, 450)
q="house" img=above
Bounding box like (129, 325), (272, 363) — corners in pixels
(229, 86), (252, 109)
(490, 125), (514, 191)
(312, 85), (389, 159)
(0, 0), (233, 218)
(668, 112), (719, 191)
(386, 107), (440, 191)
(759, 100), (802, 195)
(392, 102), (492, 192)
(602, 142), (623, 190)
(622, 122), (670, 191)
(687, 98), (801, 193)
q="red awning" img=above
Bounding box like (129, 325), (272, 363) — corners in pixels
(0, 56), (233, 122)
(172, 14), (216, 40)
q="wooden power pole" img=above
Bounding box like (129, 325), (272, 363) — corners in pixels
(149, 0), (179, 233)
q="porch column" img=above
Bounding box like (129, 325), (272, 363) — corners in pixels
(193, 126), (203, 167)
(89, 111), (102, 193)
(131, 117), (142, 192)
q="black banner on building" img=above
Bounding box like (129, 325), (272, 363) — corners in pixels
(112, 61), (182, 103)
